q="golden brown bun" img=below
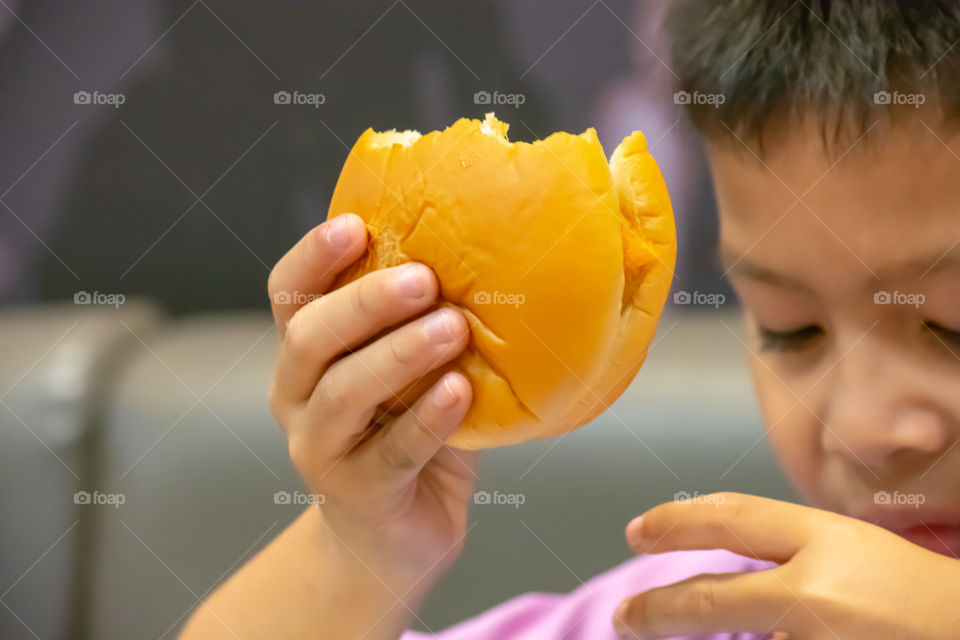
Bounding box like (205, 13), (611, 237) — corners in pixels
(328, 113), (676, 450)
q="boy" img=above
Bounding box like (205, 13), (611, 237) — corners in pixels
(182, 2), (960, 638)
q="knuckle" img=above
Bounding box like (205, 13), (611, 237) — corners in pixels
(301, 225), (322, 266)
(268, 380), (286, 424)
(286, 431), (329, 483)
(780, 562), (814, 601)
(267, 266), (282, 302)
(379, 430), (416, 471)
(388, 332), (419, 367)
(410, 408), (441, 444)
(617, 596), (645, 632)
(688, 580), (719, 620)
(718, 492), (745, 521)
(284, 306), (328, 363)
(315, 370), (348, 415)
(286, 432), (309, 474)
(352, 274), (379, 318)
(284, 310), (312, 357)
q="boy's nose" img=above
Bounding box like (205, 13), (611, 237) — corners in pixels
(819, 356), (950, 471)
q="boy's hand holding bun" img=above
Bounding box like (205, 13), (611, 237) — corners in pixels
(268, 212), (479, 585)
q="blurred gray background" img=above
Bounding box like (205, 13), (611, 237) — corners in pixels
(0, 2), (793, 639)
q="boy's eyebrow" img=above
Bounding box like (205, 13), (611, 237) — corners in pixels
(720, 246), (960, 289)
(718, 248), (812, 291)
(873, 251), (960, 280)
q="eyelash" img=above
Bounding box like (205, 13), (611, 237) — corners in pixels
(925, 322), (960, 346)
(758, 325), (823, 352)
(757, 323), (960, 353)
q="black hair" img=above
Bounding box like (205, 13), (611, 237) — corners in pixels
(664, 0), (960, 153)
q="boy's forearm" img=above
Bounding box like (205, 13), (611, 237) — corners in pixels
(179, 506), (435, 640)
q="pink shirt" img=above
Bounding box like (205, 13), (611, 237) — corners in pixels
(402, 549), (777, 640)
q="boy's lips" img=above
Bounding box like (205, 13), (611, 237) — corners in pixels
(858, 506), (960, 557)
(892, 523), (960, 558)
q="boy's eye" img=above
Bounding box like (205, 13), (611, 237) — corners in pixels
(757, 324), (823, 352)
(924, 321), (960, 346)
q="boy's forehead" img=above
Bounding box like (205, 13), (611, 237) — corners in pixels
(707, 111), (960, 196)
(707, 115), (960, 282)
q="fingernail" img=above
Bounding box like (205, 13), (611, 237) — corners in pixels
(396, 263), (428, 298)
(434, 375), (459, 409)
(423, 309), (459, 343)
(324, 215), (354, 247)
(626, 516), (644, 547)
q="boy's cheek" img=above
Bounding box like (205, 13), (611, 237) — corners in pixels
(750, 367), (828, 502)
(758, 392), (853, 514)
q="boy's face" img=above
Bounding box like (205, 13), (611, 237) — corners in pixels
(708, 114), (960, 557)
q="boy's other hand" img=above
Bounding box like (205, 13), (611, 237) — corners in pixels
(615, 493), (960, 639)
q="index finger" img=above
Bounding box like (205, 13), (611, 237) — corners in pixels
(626, 493), (830, 564)
(268, 213), (367, 336)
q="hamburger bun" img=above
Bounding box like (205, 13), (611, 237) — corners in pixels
(328, 112), (675, 450)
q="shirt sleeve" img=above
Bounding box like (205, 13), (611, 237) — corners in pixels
(400, 549), (778, 640)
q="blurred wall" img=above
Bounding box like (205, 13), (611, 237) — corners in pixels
(1, 0), (730, 316)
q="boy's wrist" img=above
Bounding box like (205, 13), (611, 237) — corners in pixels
(310, 507), (441, 637)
